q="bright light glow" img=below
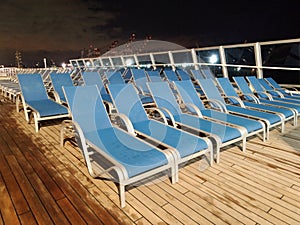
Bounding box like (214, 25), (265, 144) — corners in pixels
(237, 67), (241, 71)
(61, 62), (66, 69)
(209, 54), (218, 64)
(85, 61), (91, 67)
(125, 58), (134, 66)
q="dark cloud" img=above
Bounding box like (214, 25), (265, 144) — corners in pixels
(0, 0), (299, 66)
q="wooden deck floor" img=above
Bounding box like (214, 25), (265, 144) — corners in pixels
(1, 97), (300, 225)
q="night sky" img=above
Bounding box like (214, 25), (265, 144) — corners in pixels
(1, 0), (299, 67)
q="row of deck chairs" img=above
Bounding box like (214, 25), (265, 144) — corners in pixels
(14, 68), (300, 208)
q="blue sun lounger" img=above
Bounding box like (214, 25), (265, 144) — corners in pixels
(108, 83), (213, 168)
(197, 78), (284, 140)
(163, 70), (180, 82)
(125, 68), (154, 105)
(147, 82), (246, 163)
(265, 77), (300, 96)
(234, 76), (300, 120)
(17, 73), (70, 132)
(176, 69), (192, 81)
(173, 80), (266, 141)
(105, 71), (125, 84)
(246, 76), (300, 107)
(216, 77), (296, 126)
(259, 78), (300, 100)
(62, 85), (176, 208)
(82, 71), (112, 103)
(146, 70), (163, 82)
(50, 72), (74, 104)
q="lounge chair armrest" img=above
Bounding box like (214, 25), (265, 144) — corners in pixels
(268, 90), (284, 98)
(110, 113), (135, 136)
(204, 99), (228, 113)
(179, 102), (203, 118)
(60, 120), (75, 147)
(103, 101), (114, 114)
(51, 91), (62, 104)
(290, 87), (300, 92)
(225, 96), (245, 108)
(256, 91), (273, 100)
(145, 107), (168, 125)
(242, 93), (260, 103)
(134, 84), (145, 95)
(155, 107), (176, 127)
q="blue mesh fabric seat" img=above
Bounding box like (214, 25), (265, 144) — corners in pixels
(259, 78), (300, 100)
(163, 70), (180, 82)
(146, 70), (163, 82)
(108, 83), (213, 165)
(17, 73), (69, 132)
(147, 82), (246, 163)
(265, 77), (300, 97)
(217, 77), (296, 126)
(50, 72), (74, 104)
(173, 80), (265, 140)
(234, 76), (299, 121)
(82, 71), (112, 102)
(247, 76), (300, 107)
(176, 69), (191, 81)
(62, 85), (176, 208)
(197, 78), (284, 140)
(106, 71), (125, 84)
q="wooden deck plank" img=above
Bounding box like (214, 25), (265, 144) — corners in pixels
(0, 173), (20, 225)
(182, 164), (284, 225)
(5, 155), (54, 225)
(18, 212), (38, 225)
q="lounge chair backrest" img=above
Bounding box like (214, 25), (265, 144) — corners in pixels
(176, 70), (191, 81)
(173, 80), (206, 110)
(131, 68), (150, 93)
(146, 71), (163, 82)
(82, 71), (107, 95)
(201, 67), (215, 79)
(63, 85), (112, 132)
(216, 78), (239, 97)
(258, 79), (273, 91)
(18, 73), (49, 101)
(147, 82), (182, 116)
(265, 77), (281, 89)
(50, 72), (74, 100)
(197, 79), (226, 104)
(190, 69), (205, 80)
(246, 76), (265, 92)
(106, 71), (125, 84)
(164, 70), (180, 81)
(232, 76), (253, 94)
(108, 83), (150, 123)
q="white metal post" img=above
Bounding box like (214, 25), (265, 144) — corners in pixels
(254, 42), (263, 78)
(219, 46), (228, 78)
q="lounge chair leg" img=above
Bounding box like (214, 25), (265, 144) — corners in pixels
(210, 148), (214, 166)
(242, 138), (246, 152)
(119, 184), (126, 208)
(33, 113), (39, 133)
(281, 122), (285, 133)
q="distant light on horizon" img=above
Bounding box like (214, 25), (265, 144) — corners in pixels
(209, 54), (218, 64)
(125, 58), (134, 66)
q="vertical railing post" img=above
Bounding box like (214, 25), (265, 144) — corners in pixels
(150, 53), (156, 70)
(254, 42), (263, 78)
(168, 51), (176, 71)
(191, 49), (199, 70)
(219, 46), (228, 78)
